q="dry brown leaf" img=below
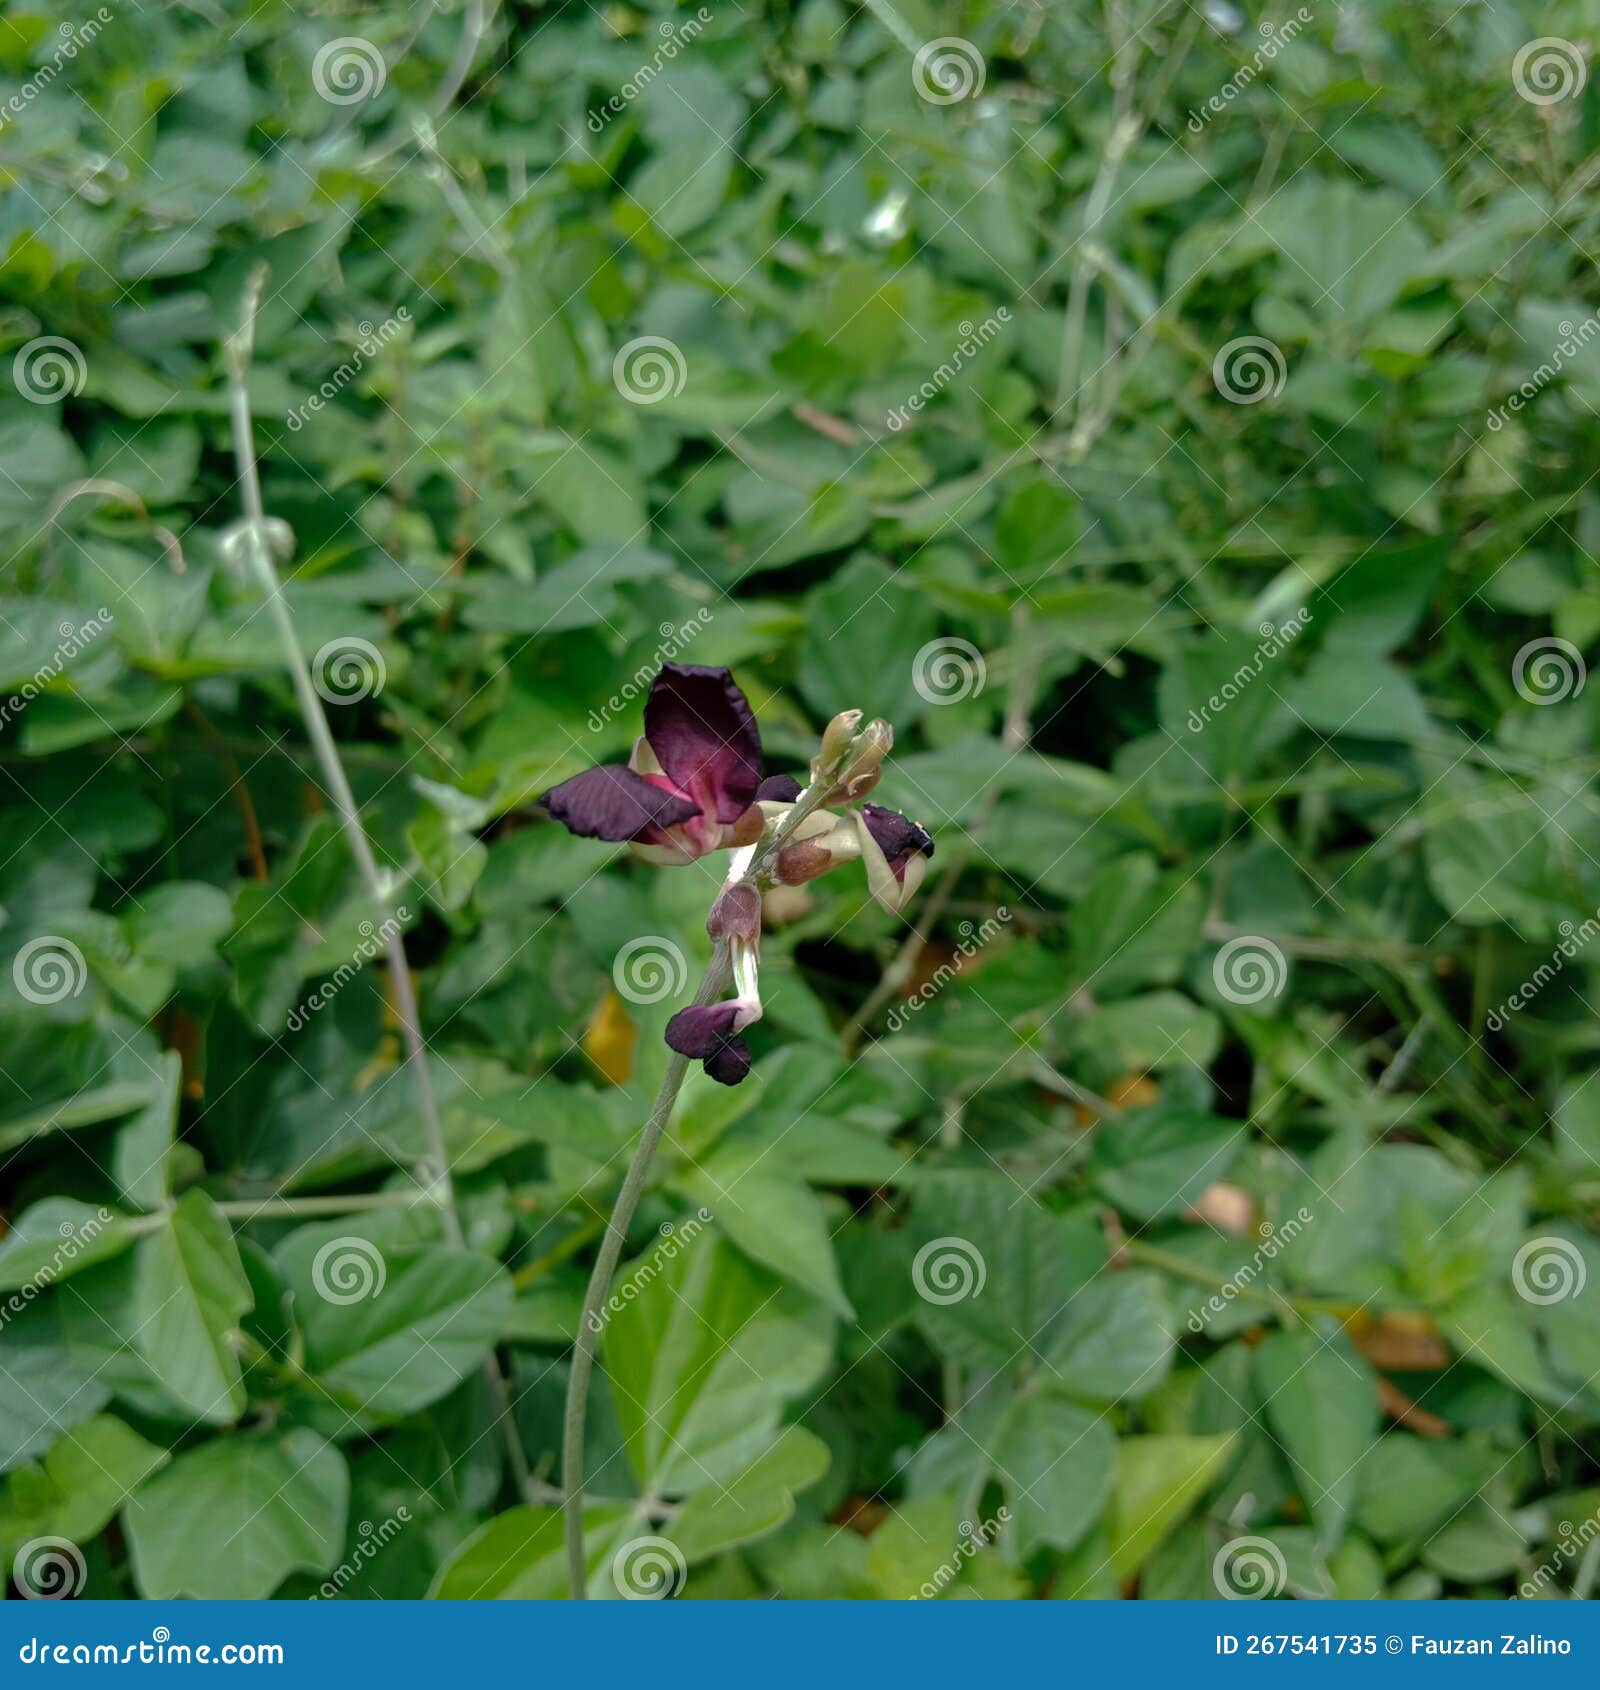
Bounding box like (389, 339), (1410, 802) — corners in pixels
(830, 1497), (887, 1537)
(1347, 1309), (1451, 1371)
(1077, 1070), (1159, 1126)
(1376, 1375), (1452, 1438)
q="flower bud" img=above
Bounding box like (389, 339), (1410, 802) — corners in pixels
(706, 880), (762, 943)
(775, 838), (836, 886)
(853, 803), (933, 914)
(820, 718), (893, 803)
(817, 709), (863, 772)
(772, 810), (858, 885)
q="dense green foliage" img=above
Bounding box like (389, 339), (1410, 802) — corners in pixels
(4, 0), (1600, 1601)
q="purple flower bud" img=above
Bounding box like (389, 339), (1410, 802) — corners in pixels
(854, 802), (934, 913)
(707, 880), (762, 943)
(665, 999), (758, 1086)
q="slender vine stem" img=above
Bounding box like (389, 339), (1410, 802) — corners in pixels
(560, 945), (731, 1598)
(1115, 1237), (1373, 1320)
(561, 754), (868, 1598)
(212, 1192), (427, 1220)
(223, 265), (534, 1504)
(225, 270), (456, 1241)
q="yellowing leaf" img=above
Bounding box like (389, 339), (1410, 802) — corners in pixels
(584, 991), (636, 1086)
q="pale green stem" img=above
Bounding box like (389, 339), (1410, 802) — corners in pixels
(223, 266), (533, 1504)
(213, 1192), (427, 1220)
(562, 756), (871, 1598)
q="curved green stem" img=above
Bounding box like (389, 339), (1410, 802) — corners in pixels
(561, 754), (867, 1598)
(224, 266), (534, 1506)
(560, 945), (731, 1598)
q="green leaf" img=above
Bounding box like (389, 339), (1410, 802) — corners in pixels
(1107, 1434), (1236, 1582)
(111, 1049), (181, 1212)
(1067, 855), (1205, 998)
(1354, 1434), (1502, 1545)
(603, 1234), (831, 1495)
(994, 482), (1079, 585)
(462, 543), (673, 634)
(860, 1494), (1013, 1600)
(797, 555), (940, 726)
(1438, 1288), (1571, 1407)
(990, 1391), (1114, 1556)
(0, 1198), (138, 1291)
(678, 1146), (853, 1318)
(277, 1227), (512, 1416)
(0, 1415), (169, 1562)
(673, 1425), (831, 1563)
(0, 1301), (111, 1475)
(1091, 1106), (1244, 1221)
(1065, 994), (1222, 1077)
(909, 1177), (1105, 1372)
(428, 1503), (634, 1600)
(1044, 1271), (1174, 1402)
(1423, 1499), (1527, 1582)
(133, 1190), (252, 1423)
(125, 1429), (347, 1599)
(1254, 1330), (1377, 1555)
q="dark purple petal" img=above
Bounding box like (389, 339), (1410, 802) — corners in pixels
(665, 1001), (753, 1086)
(702, 1038), (752, 1085)
(756, 773), (803, 803)
(644, 664), (761, 824)
(860, 803), (935, 879)
(665, 1000), (744, 1057)
(542, 764), (699, 842)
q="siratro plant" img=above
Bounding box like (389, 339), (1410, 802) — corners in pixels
(542, 663), (933, 1594)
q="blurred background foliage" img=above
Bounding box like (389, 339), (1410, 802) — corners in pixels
(4, 0), (1600, 1601)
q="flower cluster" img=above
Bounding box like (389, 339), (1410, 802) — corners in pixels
(542, 664), (933, 1083)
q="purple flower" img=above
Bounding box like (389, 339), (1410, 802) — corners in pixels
(543, 664), (764, 864)
(665, 998), (758, 1086)
(854, 802), (935, 913)
(550, 673), (935, 1085)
